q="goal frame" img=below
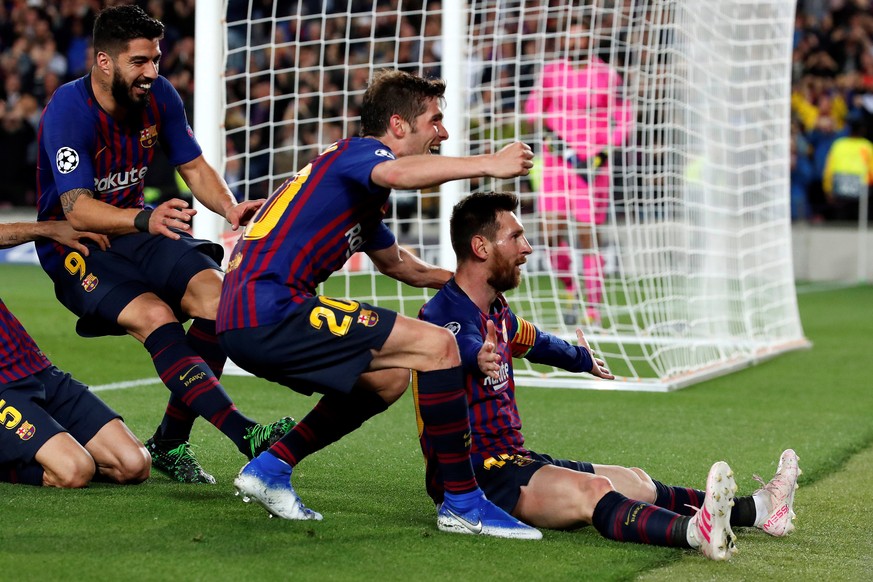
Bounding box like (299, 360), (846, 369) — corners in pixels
(192, 0), (810, 392)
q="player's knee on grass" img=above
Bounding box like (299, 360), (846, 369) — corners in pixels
(110, 443), (151, 484)
(41, 448), (97, 488)
(85, 419), (151, 484)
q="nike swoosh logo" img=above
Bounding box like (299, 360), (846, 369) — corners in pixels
(179, 365), (199, 381)
(95, 146), (108, 158)
(444, 507), (483, 534)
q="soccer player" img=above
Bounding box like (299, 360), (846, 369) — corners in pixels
(0, 220), (150, 487)
(524, 16), (634, 327)
(417, 191), (800, 559)
(217, 69), (541, 539)
(34, 5), (294, 484)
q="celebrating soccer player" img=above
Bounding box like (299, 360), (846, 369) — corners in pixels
(416, 191), (801, 559)
(0, 220), (150, 487)
(217, 69), (541, 539)
(34, 5), (294, 484)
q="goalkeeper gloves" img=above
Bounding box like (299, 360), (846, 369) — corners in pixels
(561, 147), (607, 175)
(544, 134), (607, 175)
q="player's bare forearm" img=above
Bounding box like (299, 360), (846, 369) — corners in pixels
(0, 222), (47, 248)
(0, 221), (108, 254)
(371, 142), (534, 190)
(60, 189), (143, 236)
(369, 244), (452, 289)
(177, 156), (264, 230)
(177, 156), (237, 218)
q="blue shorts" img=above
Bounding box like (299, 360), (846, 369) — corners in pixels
(0, 366), (120, 464)
(474, 451), (595, 514)
(219, 296), (397, 395)
(37, 231), (223, 337)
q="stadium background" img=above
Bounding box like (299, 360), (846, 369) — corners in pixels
(0, 1), (871, 280)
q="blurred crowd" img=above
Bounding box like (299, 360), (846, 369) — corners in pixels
(0, 0), (198, 206)
(792, 0), (873, 222)
(1, 0), (872, 223)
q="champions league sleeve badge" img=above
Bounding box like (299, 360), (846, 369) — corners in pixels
(444, 322), (461, 335)
(56, 147), (80, 174)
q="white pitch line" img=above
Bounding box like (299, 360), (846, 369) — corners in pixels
(91, 377), (163, 392)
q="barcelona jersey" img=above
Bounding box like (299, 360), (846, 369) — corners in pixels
(0, 299), (50, 384)
(217, 137), (396, 332)
(418, 278), (593, 465)
(35, 74), (201, 222)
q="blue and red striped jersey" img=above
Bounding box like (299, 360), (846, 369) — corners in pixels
(217, 137), (396, 331)
(0, 299), (50, 384)
(36, 74), (201, 222)
(418, 278), (593, 465)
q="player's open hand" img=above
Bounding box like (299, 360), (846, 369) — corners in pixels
(478, 320), (501, 379)
(151, 198), (196, 240)
(489, 142), (534, 178)
(226, 198), (266, 230)
(45, 221), (109, 255)
(576, 329), (614, 380)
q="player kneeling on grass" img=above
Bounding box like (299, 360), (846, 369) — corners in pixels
(416, 192), (800, 559)
(0, 221), (150, 487)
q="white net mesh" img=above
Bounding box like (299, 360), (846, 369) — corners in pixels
(212, 0), (808, 391)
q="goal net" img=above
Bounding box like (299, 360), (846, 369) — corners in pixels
(195, 0), (809, 391)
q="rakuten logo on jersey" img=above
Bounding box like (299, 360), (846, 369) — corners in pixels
(345, 223), (365, 258)
(483, 362), (511, 392)
(93, 167), (149, 193)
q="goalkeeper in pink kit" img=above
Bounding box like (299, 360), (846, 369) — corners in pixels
(524, 18), (633, 325)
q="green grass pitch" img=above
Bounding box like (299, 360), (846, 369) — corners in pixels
(1, 264), (871, 581)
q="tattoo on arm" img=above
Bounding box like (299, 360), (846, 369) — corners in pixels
(60, 189), (94, 215)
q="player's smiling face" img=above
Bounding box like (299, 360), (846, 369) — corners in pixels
(111, 38), (161, 110)
(487, 210), (532, 292)
(409, 97), (448, 155)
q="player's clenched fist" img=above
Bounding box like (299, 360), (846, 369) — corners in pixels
(490, 142), (535, 178)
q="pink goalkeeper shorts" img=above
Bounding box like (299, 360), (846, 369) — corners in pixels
(537, 152), (610, 224)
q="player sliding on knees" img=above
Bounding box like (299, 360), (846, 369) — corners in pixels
(416, 192), (800, 558)
(217, 70), (541, 539)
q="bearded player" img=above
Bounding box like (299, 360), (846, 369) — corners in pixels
(35, 5), (293, 484)
(417, 191), (800, 559)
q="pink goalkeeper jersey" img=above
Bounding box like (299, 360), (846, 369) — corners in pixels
(525, 57), (633, 159)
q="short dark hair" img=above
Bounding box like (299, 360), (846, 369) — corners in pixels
(359, 69), (446, 137)
(450, 192), (520, 263)
(93, 5), (164, 57)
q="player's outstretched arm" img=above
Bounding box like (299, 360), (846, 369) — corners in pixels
(371, 142), (534, 190)
(368, 243), (452, 289)
(575, 329), (614, 380)
(0, 221), (108, 254)
(176, 155), (265, 230)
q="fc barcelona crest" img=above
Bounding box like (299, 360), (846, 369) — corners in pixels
(16, 421), (35, 441)
(140, 125), (158, 148)
(357, 309), (379, 327)
(82, 273), (99, 292)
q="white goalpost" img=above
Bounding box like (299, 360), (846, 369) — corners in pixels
(194, 0), (809, 392)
